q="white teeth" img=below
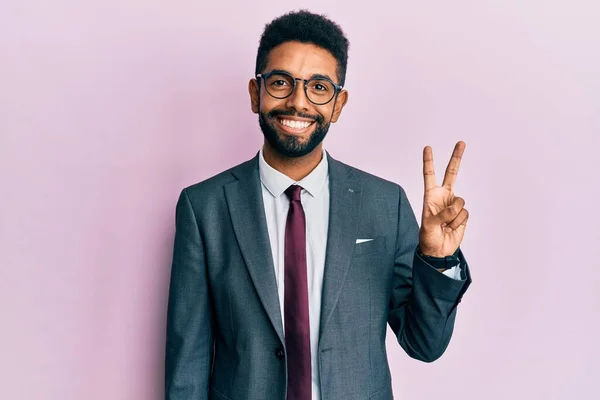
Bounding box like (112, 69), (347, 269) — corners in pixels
(279, 118), (312, 129)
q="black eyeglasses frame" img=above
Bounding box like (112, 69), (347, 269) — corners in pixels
(256, 70), (344, 106)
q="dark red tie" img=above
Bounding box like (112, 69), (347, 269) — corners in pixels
(284, 184), (311, 400)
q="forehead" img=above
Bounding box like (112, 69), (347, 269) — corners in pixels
(264, 41), (338, 81)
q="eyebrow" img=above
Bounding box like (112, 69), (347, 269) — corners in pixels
(269, 69), (335, 82)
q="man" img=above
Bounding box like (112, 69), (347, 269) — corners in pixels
(165, 10), (472, 400)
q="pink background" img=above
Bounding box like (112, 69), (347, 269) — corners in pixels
(1, 1), (599, 399)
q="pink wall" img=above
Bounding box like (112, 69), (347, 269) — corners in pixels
(1, 1), (598, 399)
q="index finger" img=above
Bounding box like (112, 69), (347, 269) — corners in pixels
(423, 145), (436, 191)
(442, 141), (466, 190)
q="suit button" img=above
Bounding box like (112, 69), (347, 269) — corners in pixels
(275, 348), (285, 360)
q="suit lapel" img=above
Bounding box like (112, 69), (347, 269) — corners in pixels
(224, 153), (284, 344)
(319, 153), (363, 342)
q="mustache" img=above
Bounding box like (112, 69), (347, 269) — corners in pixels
(267, 109), (324, 124)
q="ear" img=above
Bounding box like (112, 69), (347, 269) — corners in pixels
(330, 89), (349, 123)
(248, 79), (260, 114)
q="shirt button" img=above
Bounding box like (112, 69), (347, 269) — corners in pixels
(275, 348), (285, 360)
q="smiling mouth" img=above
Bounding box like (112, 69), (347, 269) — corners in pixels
(277, 117), (315, 133)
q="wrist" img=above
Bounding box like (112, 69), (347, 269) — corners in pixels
(416, 245), (461, 270)
(417, 245), (445, 258)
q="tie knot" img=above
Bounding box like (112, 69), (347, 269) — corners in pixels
(284, 184), (303, 202)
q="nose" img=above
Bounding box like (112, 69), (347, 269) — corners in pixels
(285, 80), (310, 113)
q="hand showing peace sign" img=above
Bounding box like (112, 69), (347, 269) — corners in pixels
(418, 141), (469, 258)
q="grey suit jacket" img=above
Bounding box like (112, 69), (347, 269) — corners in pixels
(165, 151), (471, 400)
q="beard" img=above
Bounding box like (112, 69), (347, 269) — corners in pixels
(258, 108), (331, 158)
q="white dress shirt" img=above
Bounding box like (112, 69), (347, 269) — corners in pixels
(258, 146), (461, 400)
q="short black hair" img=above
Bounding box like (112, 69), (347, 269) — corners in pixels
(255, 10), (350, 86)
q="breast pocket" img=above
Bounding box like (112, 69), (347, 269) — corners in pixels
(353, 236), (386, 256)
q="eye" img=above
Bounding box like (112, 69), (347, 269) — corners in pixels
(272, 79), (289, 87)
(310, 81), (330, 92)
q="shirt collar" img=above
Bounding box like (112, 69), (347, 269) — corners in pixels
(258, 145), (329, 198)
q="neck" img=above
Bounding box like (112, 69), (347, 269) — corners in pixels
(262, 141), (324, 181)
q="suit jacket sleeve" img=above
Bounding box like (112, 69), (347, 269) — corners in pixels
(165, 189), (213, 398)
(387, 185), (471, 362)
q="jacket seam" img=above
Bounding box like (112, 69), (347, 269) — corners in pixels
(211, 386), (235, 400)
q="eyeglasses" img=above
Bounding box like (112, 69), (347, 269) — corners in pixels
(256, 70), (343, 105)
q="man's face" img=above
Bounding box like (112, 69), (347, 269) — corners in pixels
(249, 41), (348, 158)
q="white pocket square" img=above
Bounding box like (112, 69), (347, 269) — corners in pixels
(355, 238), (374, 244)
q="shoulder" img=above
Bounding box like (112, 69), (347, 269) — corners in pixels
(181, 155), (257, 201)
(329, 155), (405, 197)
